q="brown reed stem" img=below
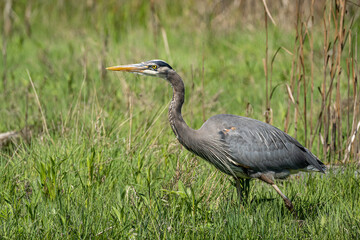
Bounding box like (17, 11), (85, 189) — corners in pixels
(299, 22), (307, 146)
(309, 0), (315, 149)
(263, 5), (270, 124)
(321, 7), (329, 161)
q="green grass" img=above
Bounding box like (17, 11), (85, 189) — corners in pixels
(1, 1), (360, 239)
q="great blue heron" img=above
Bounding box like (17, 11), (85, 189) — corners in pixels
(107, 59), (325, 212)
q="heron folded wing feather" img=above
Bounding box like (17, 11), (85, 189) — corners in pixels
(224, 127), (310, 172)
(201, 114), (318, 172)
(198, 114), (324, 175)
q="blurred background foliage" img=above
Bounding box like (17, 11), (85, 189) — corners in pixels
(1, 0), (359, 162)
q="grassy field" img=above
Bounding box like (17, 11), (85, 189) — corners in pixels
(1, 0), (360, 239)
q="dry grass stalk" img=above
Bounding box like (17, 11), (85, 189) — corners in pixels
(343, 32), (359, 162)
(343, 121), (360, 163)
(284, 30), (298, 133)
(346, 33), (352, 142)
(309, 0), (315, 149)
(27, 70), (50, 138)
(261, 0), (276, 26)
(99, 34), (108, 82)
(299, 18), (307, 146)
(293, 0), (302, 139)
(25, 0), (32, 37)
(2, 0), (13, 93)
(335, 0), (346, 160)
(2, 37), (7, 93)
(161, 27), (172, 64)
(323, 5), (330, 161)
(3, 0), (12, 37)
(150, 0), (159, 57)
(263, 5), (271, 124)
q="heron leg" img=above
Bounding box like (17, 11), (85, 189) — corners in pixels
(235, 178), (250, 204)
(258, 174), (294, 212)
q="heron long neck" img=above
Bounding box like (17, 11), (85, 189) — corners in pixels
(167, 71), (196, 148)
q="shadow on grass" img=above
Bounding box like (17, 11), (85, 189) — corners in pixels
(239, 192), (327, 223)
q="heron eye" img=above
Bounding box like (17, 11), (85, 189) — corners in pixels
(152, 65), (157, 70)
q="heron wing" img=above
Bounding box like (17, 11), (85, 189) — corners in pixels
(200, 114), (324, 173)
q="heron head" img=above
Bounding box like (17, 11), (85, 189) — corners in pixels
(106, 60), (173, 79)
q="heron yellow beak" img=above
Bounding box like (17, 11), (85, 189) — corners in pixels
(106, 63), (147, 73)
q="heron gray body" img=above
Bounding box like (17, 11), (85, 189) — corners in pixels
(107, 59), (325, 212)
(185, 114), (325, 179)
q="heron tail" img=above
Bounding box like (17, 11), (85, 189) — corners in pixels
(305, 148), (326, 173)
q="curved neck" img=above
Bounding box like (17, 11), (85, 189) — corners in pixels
(166, 71), (196, 148)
